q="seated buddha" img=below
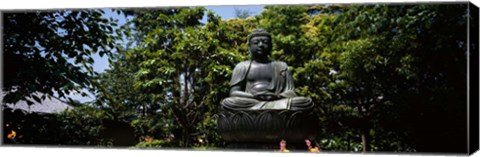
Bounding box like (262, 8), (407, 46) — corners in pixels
(221, 29), (314, 111)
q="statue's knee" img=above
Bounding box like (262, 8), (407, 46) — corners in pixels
(291, 97), (312, 104)
(221, 97), (235, 105)
(222, 97), (254, 106)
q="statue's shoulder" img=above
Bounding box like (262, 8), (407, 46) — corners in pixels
(233, 60), (251, 70)
(238, 60), (251, 66)
(272, 61), (289, 68)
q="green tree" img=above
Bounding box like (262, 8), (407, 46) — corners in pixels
(3, 10), (121, 105)
(234, 8), (252, 19)
(120, 7), (251, 147)
(331, 4), (468, 152)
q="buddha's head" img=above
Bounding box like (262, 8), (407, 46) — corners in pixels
(248, 29), (272, 61)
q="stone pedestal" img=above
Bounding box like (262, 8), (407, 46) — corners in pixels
(217, 110), (318, 149)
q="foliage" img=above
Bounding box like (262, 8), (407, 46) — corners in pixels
(3, 10), (122, 105)
(3, 105), (113, 146)
(53, 106), (114, 146)
(329, 4), (468, 152)
(104, 7), (236, 147)
(234, 8), (252, 19)
(133, 139), (178, 149)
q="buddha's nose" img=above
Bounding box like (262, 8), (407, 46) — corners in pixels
(258, 42), (264, 47)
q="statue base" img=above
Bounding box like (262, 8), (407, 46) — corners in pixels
(217, 110), (318, 147)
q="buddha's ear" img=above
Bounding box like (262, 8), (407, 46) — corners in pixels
(280, 69), (287, 77)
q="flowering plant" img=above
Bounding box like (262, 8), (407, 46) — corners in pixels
(305, 139), (320, 153)
(279, 140), (289, 152)
(7, 130), (16, 139)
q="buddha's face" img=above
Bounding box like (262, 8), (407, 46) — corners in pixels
(249, 36), (271, 59)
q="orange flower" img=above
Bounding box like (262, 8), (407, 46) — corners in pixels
(143, 136), (154, 143)
(309, 147), (320, 153)
(7, 130), (16, 139)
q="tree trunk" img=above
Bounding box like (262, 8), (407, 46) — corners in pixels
(361, 127), (371, 153)
(182, 126), (189, 147)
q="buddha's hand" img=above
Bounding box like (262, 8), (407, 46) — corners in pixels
(253, 92), (279, 100)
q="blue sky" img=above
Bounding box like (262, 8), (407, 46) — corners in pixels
(69, 5), (265, 102)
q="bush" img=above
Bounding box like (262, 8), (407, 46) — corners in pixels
(132, 139), (178, 149)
